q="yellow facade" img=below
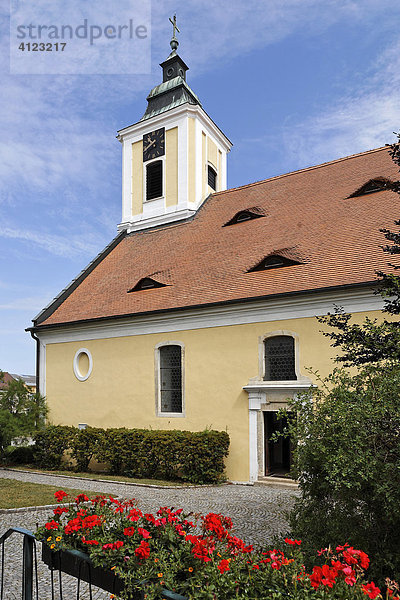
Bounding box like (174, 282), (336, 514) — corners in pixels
(44, 309), (381, 482)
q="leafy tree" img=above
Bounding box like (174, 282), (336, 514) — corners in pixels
(0, 373), (47, 455)
(285, 363), (400, 585)
(318, 134), (400, 366)
(283, 137), (400, 585)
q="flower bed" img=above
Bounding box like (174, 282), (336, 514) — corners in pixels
(36, 490), (399, 600)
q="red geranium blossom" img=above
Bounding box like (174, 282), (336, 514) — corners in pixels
(123, 527), (135, 537)
(45, 520), (59, 530)
(102, 541), (124, 551)
(53, 507), (68, 516)
(75, 494), (90, 504)
(54, 490), (68, 503)
(218, 559), (230, 574)
(137, 527), (151, 539)
(134, 540), (150, 560)
(362, 582), (381, 599)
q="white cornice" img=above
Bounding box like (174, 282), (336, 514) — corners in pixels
(36, 287), (383, 345)
(118, 207), (197, 233)
(118, 104), (232, 151)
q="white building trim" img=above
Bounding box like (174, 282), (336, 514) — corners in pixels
(35, 287), (383, 346)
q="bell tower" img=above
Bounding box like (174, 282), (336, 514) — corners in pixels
(117, 16), (232, 232)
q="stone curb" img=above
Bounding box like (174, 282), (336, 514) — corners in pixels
(0, 467), (226, 490)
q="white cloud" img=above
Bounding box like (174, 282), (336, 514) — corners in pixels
(0, 226), (101, 258)
(0, 296), (52, 311)
(280, 38), (400, 168)
(152, 0), (400, 73)
(1, 0), (399, 259)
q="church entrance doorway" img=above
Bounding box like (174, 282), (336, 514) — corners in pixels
(264, 411), (291, 476)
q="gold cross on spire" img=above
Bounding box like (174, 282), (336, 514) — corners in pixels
(169, 14), (180, 39)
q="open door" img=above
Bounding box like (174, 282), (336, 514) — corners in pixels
(264, 411), (291, 476)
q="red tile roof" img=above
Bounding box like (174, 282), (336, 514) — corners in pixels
(35, 146), (400, 328)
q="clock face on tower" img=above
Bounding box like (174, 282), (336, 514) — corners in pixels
(143, 127), (165, 162)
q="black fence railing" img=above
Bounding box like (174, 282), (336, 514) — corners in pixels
(0, 527), (186, 600)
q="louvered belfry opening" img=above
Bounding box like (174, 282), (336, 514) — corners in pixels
(264, 336), (297, 381)
(146, 160), (163, 201)
(159, 345), (182, 412)
(208, 165), (217, 190)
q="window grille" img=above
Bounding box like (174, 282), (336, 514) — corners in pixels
(146, 160), (163, 201)
(208, 165), (217, 191)
(264, 336), (297, 381)
(159, 345), (182, 412)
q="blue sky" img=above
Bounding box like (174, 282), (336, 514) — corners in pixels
(1, 0), (400, 375)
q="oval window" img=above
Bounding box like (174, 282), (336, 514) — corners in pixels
(73, 348), (93, 382)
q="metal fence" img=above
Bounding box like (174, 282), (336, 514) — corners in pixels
(0, 528), (185, 600)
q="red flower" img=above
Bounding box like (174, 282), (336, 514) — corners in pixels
(128, 509), (143, 522)
(45, 520), (59, 530)
(53, 507), (68, 516)
(134, 540), (150, 560)
(82, 515), (102, 529)
(102, 541), (124, 551)
(82, 538), (99, 546)
(75, 494), (89, 504)
(123, 527), (135, 537)
(137, 527), (151, 539)
(310, 565), (337, 589)
(64, 517), (82, 534)
(218, 559), (230, 574)
(54, 490), (68, 503)
(284, 538), (301, 546)
(362, 582), (381, 599)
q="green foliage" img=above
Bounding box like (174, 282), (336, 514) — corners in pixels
(5, 445), (35, 464)
(284, 363), (400, 585)
(0, 374), (47, 454)
(96, 428), (230, 483)
(318, 135), (400, 367)
(179, 430), (230, 484)
(38, 493), (385, 600)
(70, 427), (104, 472)
(32, 425), (229, 483)
(33, 425), (76, 469)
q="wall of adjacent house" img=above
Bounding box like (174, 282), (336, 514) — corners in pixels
(43, 308), (383, 482)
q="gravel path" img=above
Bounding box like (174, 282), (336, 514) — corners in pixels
(0, 468), (298, 599)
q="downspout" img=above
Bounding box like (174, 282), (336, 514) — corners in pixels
(29, 328), (40, 396)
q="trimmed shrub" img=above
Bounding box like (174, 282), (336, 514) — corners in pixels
(5, 445), (34, 464)
(33, 425), (75, 469)
(180, 430), (230, 484)
(93, 427), (230, 482)
(70, 427), (104, 472)
(94, 428), (142, 475)
(32, 425), (230, 483)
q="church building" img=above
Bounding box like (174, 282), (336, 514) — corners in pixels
(28, 25), (399, 483)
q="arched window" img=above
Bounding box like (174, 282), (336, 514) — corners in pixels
(264, 335), (296, 381)
(159, 345), (182, 413)
(207, 165), (217, 191)
(146, 160), (163, 201)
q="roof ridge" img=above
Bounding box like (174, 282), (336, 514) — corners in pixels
(213, 146), (389, 196)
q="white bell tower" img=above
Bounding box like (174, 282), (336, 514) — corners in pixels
(117, 17), (232, 233)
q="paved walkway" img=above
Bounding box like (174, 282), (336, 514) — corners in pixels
(0, 468), (298, 599)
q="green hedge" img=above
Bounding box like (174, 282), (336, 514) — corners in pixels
(34, 425), (76, 469)
(5, 445), (35, 464)
(32, 425), (230, 483)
